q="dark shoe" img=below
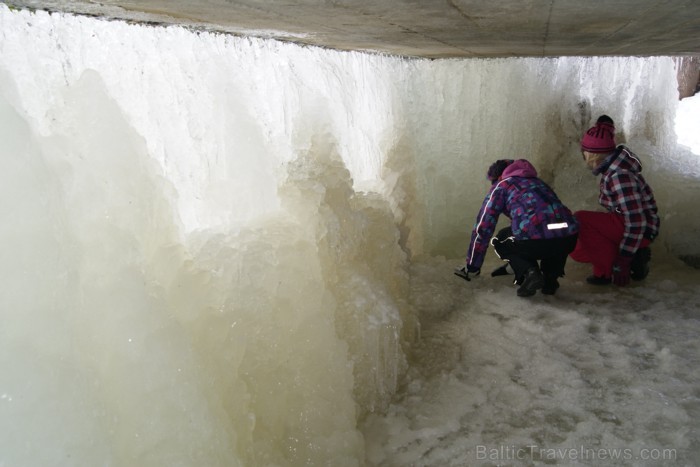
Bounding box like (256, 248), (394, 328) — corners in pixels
(586, 275), (612, 285)
(630, 247), (651, 281)
(541, 279), (560, 295)
(517, 267), (545, 297)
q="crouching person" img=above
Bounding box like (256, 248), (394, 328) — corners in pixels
(455, 159), (579, 297)
(570, 116), (660, 286)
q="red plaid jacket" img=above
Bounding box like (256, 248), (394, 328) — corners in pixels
(595, 146), (660, 256)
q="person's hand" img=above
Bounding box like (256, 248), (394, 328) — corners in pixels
(491, 263), (513, 277)
(612, 255), (633, 286)
(455, 265), (481, 282)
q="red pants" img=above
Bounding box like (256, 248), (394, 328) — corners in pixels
(570, 211), (650, 277)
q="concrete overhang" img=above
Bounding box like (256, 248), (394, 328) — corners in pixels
(5, 0), (700, 58)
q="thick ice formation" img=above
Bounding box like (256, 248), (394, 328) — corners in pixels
(1, 5), (699, 466)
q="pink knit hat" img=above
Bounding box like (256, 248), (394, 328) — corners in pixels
(581, 122), (616, 153)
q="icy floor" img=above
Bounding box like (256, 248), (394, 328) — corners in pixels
(362, 255), (700, 466)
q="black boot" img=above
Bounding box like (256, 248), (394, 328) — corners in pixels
(586, 275), (612, 285)
(517, 267), (545, 297)
(631, 247), (651, 281)
(541, 277), (560, 295)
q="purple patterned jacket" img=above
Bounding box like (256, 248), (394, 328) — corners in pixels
(594, 145), (660, 256)
(466, 159), (578, 270)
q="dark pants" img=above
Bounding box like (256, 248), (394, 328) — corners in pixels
(491, 227), (578, 284)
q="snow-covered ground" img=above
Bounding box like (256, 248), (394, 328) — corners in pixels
(363, 256), (700, 466)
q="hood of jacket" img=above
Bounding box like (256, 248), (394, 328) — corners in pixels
(501, 159), (538, 179)
(594, 145), (642, 176)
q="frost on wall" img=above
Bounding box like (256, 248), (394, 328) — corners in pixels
(0, 6), (412, 466)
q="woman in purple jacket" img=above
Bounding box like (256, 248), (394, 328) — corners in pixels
(455, 159), (579, 297)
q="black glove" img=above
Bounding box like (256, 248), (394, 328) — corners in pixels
(491, 263), (513, 277)
(454, 265), (481, 282)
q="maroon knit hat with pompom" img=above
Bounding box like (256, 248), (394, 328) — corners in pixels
(581, 121), (616, 153)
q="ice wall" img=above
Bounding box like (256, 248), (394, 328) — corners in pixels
(404, 56), (699, 258)
(1, 5), (699, 466)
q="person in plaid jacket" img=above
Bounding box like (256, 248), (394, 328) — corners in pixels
(570, 116), (660, 286)
(455, 159), (579, 297)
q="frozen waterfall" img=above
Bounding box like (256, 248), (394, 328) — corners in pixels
(1, 5), (699, 466)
